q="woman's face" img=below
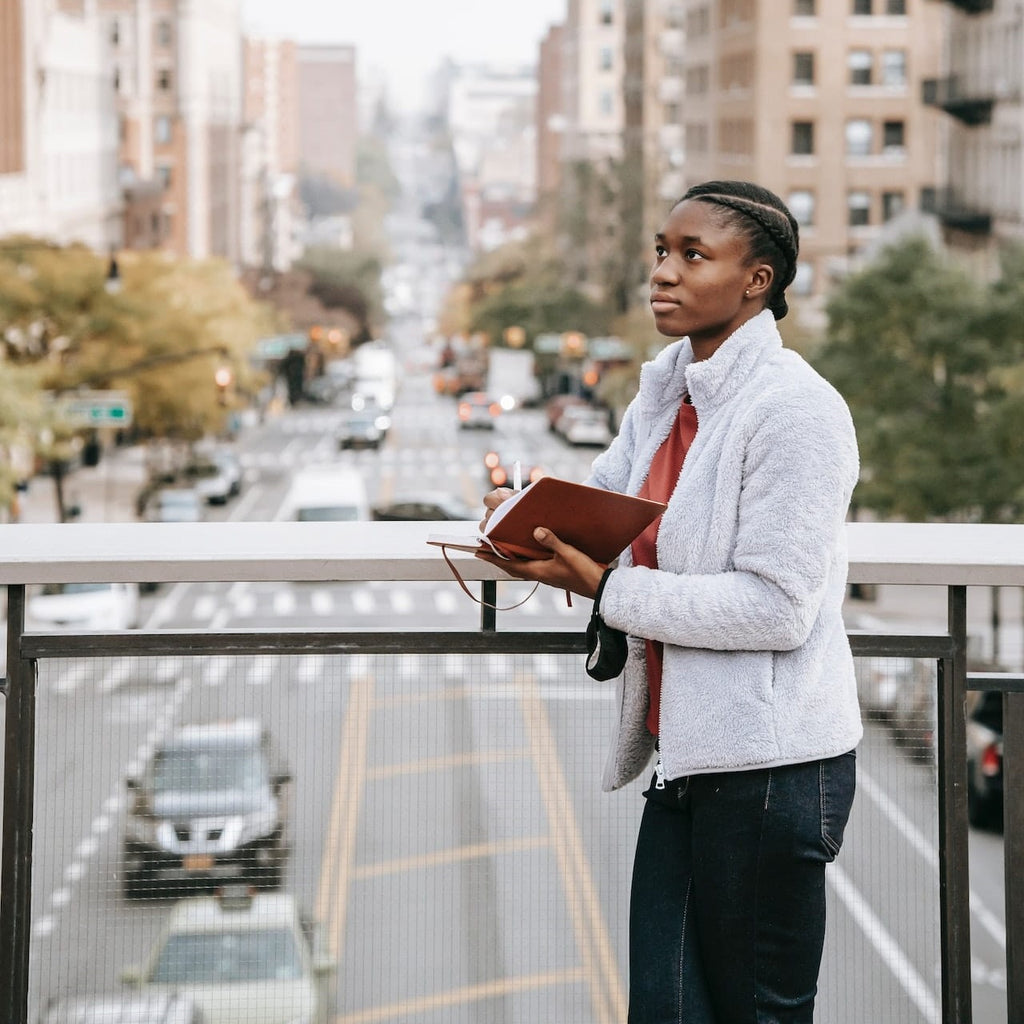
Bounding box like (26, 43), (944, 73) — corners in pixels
(649, 199), (771, 360)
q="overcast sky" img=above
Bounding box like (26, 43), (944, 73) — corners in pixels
(242, 0), (567, 110)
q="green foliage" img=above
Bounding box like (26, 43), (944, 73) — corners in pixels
(469, 279), (610, 344)
(815, 237), (1024, 522)
(296, 247), (383, 341)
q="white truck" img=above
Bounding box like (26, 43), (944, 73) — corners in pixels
(486, 347), (540, 410)
(352, 342), (398, 411)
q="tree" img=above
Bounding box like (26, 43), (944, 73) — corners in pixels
(814, 237), (1024, 522)
(296, 247), (383, 343)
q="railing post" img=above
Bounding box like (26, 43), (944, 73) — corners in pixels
(1, 584), (36, 1024)
(1004, 690), (1024, 1021)
(937, 584), (972, 1023)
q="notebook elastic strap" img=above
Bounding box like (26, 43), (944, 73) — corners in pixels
(439, 544), (540, 610)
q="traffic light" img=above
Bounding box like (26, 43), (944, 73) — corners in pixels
(214, 366), (233, 406)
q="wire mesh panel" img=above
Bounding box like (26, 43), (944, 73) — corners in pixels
(15, 650), (1005, 1023)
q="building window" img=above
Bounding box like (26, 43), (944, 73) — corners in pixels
(599, 46), (613, 71)
(599, 89), (614, 116)
(157, 68), (173, 92)
(793, 52), (815, 85)
(788, 190), (815, 226)
(599, 0), (614, 25)
(156, 20), (172, 47)
(157, 165), (172, 189)
(791, 121), (815, 155)
(110, 19), (120, 45)
(794, 0), (815, 14)
(885, 0), (906, 12)
(882, 191), (905, 220)
(852, 0), (872, 13)
(848, 50), (872, 85)
(883, 120), (905, 153)
(792, 261), (815, 295)
(881, 50), (907, 87)
(846, 118), (872, 156)
(113, 67), (121, 92)
(848, 190), (871, 226)
(155, 115), (172, 145)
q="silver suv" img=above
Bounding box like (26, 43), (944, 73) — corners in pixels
(122, 720), (292, 898)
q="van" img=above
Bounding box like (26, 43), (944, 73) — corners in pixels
(280, 466), (369, 522)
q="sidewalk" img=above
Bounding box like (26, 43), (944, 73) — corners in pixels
(11, 444), (147, 525)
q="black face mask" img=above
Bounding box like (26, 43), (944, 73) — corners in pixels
(585, 568), (628, 681)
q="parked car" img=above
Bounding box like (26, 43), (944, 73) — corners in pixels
(26, 582), (141, 632)
(121, 889), (335, 1024)
(39, 992), (206, 1024)
(337, 410), (385, 450)
(280, 465), (370, 522)
(142, 487), (203, 524)
(545, 393), (589, 432)
(854, 655), (932, 721)
(966, 690), (1003, 830)
(556, 404), (614, 447)
(121, 719), (292, 897)
(372, 492), (477, 522)
(457, 391), (500, 429)
(185, 451), (243, 505)
(482, 448), (546, 490)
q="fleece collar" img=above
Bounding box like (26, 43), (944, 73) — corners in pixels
(638, 309), (783, 420)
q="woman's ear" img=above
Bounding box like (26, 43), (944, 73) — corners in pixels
(746, 264), (774, 301)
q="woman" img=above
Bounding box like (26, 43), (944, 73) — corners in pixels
(478, 181), (862, 1022)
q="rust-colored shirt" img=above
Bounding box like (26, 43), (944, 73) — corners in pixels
(631, 399), (698, 736)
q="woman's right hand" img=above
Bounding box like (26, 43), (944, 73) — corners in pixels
(479, 487), (514, 532)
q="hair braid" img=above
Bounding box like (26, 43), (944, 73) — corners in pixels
(677, 181), (800, 320)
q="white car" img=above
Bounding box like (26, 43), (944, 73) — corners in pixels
(557, 405), (614, 447)
(121, 889), (336, 1024)
(188, 451), (243, 505)
(26, 582), (141, 631)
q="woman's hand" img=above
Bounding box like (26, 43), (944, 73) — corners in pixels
(479, 487), (514, 532)
(475, 526), (606, 601)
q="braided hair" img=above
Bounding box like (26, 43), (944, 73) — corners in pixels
(676, 181), (800, 321)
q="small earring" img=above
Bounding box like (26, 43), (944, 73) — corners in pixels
(744, 290), (750, 296)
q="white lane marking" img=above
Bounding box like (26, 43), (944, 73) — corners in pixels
(827, 861), (940, 1023)
(273, 589), (296, 616)
(857, 766), (1006, 950)
(75, 837), (98, 859)
(33, 917), (55, 938)
(311, 590), (333, 616)
(249, 656), (277, 686)
(203, 657), (232, 687)
(390, 590), (414, 615)
(352, 590), (376, 615)
(192, 594), (217, 621)
(434, 590), (458, 614)
(50, 889), (71, 908)
(99, 660), (133, 694)
(92, 815), (111, 835)
(297, 655), (321, 683)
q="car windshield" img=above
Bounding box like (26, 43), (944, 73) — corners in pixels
(152, 747), (268, 794)
(160, 492), (199, 507)
(40, 582), (111, 597)
(151, 927), (302, 984)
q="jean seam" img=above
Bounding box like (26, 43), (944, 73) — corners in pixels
(677, 876), (692, 1024)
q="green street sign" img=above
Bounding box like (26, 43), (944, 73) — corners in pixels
(58, 390), (134, 428)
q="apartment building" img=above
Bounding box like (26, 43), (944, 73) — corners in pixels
(679, 0), (944, 303)
(923, 0), (1024, 247)
(297, 45), (358, 189)
(537, 22), (566, 221)
(0, 0), (120, 249)
(242, 36), (300, 273)
(448, 64), (538, 252)
(101, 0), (243, 262)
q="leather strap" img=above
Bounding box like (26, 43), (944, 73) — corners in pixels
(439, 544), (540, 610)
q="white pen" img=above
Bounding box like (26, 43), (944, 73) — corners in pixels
(513, 460), (522, 492)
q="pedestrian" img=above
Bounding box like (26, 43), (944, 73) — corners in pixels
(477, 180), (862, 1022)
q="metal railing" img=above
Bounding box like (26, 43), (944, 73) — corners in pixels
(2, 519), (1022, 1023)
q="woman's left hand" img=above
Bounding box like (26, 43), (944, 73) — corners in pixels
(475, 527), (606, 601)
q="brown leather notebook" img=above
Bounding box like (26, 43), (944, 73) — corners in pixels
(428, 476), (667, 564)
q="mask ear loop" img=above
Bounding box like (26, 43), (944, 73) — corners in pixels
(439, 544), (540, 611)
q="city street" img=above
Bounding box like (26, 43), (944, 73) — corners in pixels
(8, 349), (1011, 1024)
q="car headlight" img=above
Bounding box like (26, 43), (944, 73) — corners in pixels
(237, 806), (280, 845)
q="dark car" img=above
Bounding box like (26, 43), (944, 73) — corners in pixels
(372, 492), (477, 522)
(966, 690), (1003, 830)
(121, 719), (292, 897)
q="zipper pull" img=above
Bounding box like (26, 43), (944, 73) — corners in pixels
(655, 754), (666, 790)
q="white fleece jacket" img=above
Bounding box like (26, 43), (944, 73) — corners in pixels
(588, 310), (863, 791)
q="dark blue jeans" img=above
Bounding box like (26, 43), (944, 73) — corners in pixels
(628, 751), (856, 1023)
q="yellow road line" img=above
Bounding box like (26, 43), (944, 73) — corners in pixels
(519, 674), (627, 1023)
(316, 674), (373, 962)
(366, 748), (527, 780)
(374, 683), (523, 708)
(352, 835), (551, 879)
(333, 966), (586, 1024)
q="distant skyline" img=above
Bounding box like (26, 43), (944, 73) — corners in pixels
(242, 0), (566, 110)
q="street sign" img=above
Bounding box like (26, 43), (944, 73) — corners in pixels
(58, 390), (134, 428)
